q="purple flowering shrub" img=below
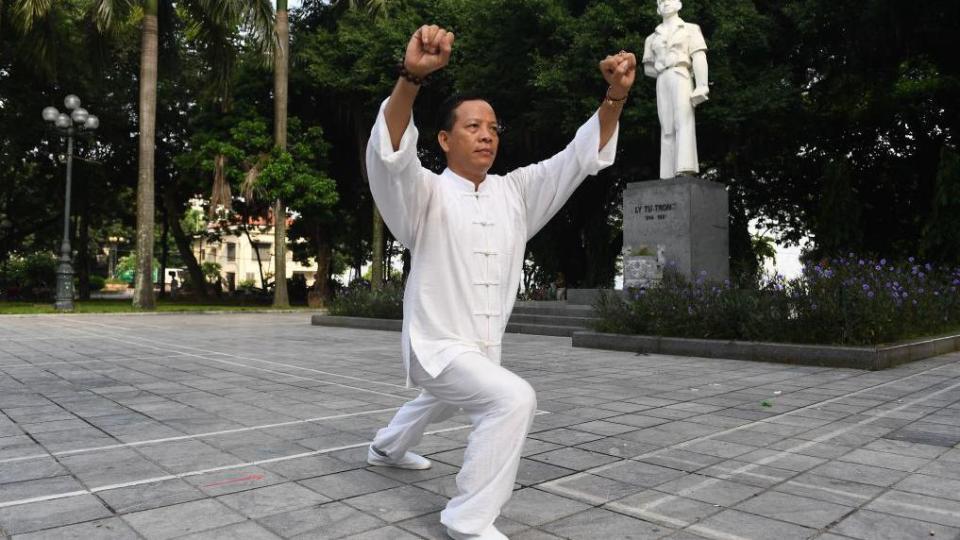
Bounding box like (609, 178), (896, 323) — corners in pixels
(595, 255), (960, 346)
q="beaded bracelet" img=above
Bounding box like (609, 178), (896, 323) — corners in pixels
(397, 62), (426, 86)
(604, 87), (628, 104)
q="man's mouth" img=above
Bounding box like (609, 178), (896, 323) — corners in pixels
(475, 149), (494, 157)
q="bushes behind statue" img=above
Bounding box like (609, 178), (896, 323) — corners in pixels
(595, 255), (960, 346)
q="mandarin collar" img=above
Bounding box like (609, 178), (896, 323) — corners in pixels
(442, 168), (489, 193)
(655, 17), (686, 36)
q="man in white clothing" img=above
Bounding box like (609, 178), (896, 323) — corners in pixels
(364, 24), (635, 540)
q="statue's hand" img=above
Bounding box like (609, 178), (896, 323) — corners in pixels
(691, 86), (709, 107)
(599, 51), (637, 97)
(404, 25), (455, 78)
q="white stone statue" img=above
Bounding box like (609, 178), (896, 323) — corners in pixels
(643, 0), (709, 179)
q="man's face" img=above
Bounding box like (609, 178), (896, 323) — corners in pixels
(438, 100), (500, 177)
(657, 0), (681, 17)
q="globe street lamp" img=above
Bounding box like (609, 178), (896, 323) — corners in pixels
(42, 95), (99, 311)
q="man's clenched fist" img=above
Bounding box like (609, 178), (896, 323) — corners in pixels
(599, 51), (637, 98)
(404, 25), (455, 79)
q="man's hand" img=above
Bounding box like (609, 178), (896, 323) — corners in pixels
(404, 25), (455, 78)
(691, 86), (710, 107)
(599, 51), (637, 98)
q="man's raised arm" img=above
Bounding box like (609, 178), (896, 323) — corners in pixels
(597, 51), (637, 151)
(384, 25), (455, 150)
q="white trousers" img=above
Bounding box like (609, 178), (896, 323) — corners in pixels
(656, 68), (699, 179)
(371, 351), (537, 537)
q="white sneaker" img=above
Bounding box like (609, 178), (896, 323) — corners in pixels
(446, 525), (508, 540)
(366, 445), (431, 470)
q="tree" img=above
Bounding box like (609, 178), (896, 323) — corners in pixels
(126, 0), (274, 309)
(272, 0), (290, 306)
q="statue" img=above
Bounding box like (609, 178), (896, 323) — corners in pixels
(643, 0), (709, 179)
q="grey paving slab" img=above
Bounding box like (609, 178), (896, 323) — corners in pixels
(1, 314), (959, 539)
(541, 507), (675, 539)
(396, 511), (527, 540)
(121, 498), (246, 539)
(652, 473), (766, 506)
(342, 485), (448, 523)
(500, 488), (592, 526)
(338, 525), (421, 540)
(258, 501), (385, 538)
(594, 460), (689, 488)
(865, 489), (960, 528)
(687, 508), (818, 539)
(216, 482), (331, 519)
(413, 473), (460, 499)
(606, 489), (723, 529)
(538, 472), (643, 504)
(733, 490), (852, 528)
(176, 520), (283, 540)
(829, 509), (960, 540)
(95, 478), (206, 514)
(527, 446), (621, 470)
(0, 495), (113, 536)
(298, 469), (404, 500)
(10, 518), (138, 540)
(0, 475), (85, 505)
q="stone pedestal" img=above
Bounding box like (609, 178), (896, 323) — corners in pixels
(623, 176), (729, 282)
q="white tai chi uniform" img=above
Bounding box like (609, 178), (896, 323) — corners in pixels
(643, 18), (707, 179)
(365, 97), (617, 538)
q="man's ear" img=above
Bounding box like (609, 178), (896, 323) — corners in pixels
(438, 131), (451, 152)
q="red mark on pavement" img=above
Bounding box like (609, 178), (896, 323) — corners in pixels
(202, 473), (265, 488)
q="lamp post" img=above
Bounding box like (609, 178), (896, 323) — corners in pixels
(42, 95), (99, 311)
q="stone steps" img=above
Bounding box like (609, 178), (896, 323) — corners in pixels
(506, 302), (599, 337)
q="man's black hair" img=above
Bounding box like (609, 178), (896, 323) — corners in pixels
(438, 94), (496, 132)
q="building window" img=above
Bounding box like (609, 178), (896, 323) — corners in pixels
(226, 243), (236, 261)
(252, 242), (270, 261)
(206, 248), (217, 262)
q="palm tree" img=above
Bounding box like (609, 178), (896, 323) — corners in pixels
(132, 0), (272, 309)
(271, 0), (290, 307)
(271, 0), (387, 304)
(132, 0), (159, 309)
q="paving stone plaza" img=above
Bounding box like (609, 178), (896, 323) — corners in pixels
(0, 313), (959, 539)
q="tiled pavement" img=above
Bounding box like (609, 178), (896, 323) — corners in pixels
(0, 313), (958, 540)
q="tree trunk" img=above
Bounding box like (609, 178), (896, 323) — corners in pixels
(243, 226), (267, 290)
(355, 127), (383, 291)
(312, 225), (332, 304)
(77, 209), (90, 301)
(371, 206), (384, 289)
(132, 3), (159, 309)
(158, 198), (169, 299)
(162, 184), (207, 297)
(272, 3), (289, 307)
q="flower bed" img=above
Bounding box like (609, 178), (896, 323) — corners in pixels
(594, 256), (960, 346)
(327, 282), (403, 320)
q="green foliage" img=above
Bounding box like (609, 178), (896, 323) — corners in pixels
(596, 257), (960, 346)
(921, 147), (960, 264)
(176, 112), (338, 218)
(0, 252), (58, 300)
(201, 261), (222, 284)
(5, 0), (960, 295)
(328, 282), (403, 319)
(88, 275), (106, 292)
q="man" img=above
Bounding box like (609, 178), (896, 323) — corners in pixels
(365, 24), (635, 540)
(643, 0), (709, 179)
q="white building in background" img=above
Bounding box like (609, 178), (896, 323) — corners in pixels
(192, 219), (318, 292)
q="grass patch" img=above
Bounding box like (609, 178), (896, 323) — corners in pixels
(0, 299), (314, 315)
